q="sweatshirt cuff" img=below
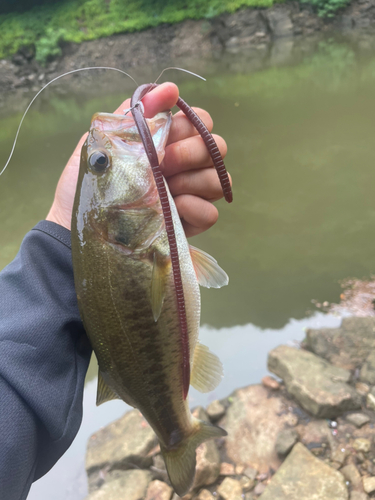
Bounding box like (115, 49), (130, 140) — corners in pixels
(31, 220), (71, 250)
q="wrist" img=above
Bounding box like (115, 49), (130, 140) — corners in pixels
(46, 206), (71, 231)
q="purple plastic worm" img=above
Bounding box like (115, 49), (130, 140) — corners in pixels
(130, 83), (232, 400)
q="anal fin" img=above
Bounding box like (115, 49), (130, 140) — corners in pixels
(189, 245), (229, 289)
(190, 343), (223, 393)
(96, 371), (121, 406)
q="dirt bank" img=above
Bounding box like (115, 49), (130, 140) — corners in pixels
(1, 0), (375, 115)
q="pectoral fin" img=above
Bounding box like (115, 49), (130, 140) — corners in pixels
(96, 371), (121, 406)
(151, 251), (169, 322)
(191, 343), (223, 393)
(189, 245), (229, 289)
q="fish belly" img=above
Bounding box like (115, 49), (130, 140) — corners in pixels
(75, 228), (197, 447)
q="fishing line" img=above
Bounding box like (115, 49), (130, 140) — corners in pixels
(123, 67), (206, 115)
(0, 66), (139, 177)
(1, 65), (205, 177)
(153, 67), (206, 85)
(144, 67), (206, 105)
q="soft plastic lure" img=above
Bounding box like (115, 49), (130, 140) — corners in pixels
(129, 82), (232, 399)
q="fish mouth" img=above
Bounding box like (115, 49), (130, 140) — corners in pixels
(91, 112), (137, 134)
(91, 111), (171, 138)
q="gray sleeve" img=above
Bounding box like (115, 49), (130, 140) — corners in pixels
(0, 220), (92, 500)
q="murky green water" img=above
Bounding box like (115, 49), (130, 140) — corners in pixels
(2, 38), (375, 499)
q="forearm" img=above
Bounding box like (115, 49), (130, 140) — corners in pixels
(0, 221), (91, 500)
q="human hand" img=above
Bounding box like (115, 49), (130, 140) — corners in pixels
(46, 82), (229, 237)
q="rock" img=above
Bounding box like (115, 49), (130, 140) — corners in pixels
(305, 317), (375, 371)
(243, 466), (258, 480)
(191, 408), (221, 489)
(345, 413), (370, 428)
(86, 410), (157, 490)
(85, 470), (152, 500)
(363, 476), (375, 494)
(330, 461), (342, 470)
(331, 448), (348, 465)
(206, 400), (225, 421)
(268, 345), (360, 418)
(145, 480), (173, 500)
(265, 9), (293, 38)
(275, 428), (298, 457)
(151, 454), (168, 481)
(356, 383), (370, 396)
(12, 53), (27, 66)
(261, 376), (280, 390)
(217, 477), (243, 500)
(350, 493), (369, 500)
(171, 494), (192, 500)
(193, 439), (221, 490)
(224, 384), (301, 473)
(239, 475), (255, 492)
(254, 482), (266, 495)
(353, 438), (371, 453)
(195, 490), (215, 500)
(298, 419), (334, 451)
(235, 464), (245, 475)
(258, 443), (348, 500)
(341, 464), (363, 491)
(366, 393), (375, 411)
(220, 463), (235, 476)
(356, 452), (366, 463)
(360, 351), (375, 385)
(364, 458), (374, 475)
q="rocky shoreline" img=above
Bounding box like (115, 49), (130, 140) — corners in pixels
(2, 0), (375, 117)
(84, 316), (375, 500)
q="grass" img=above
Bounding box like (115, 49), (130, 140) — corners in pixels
(0, 0), (351, 65)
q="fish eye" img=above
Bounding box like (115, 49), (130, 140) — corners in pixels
(88, 151), (110, 172)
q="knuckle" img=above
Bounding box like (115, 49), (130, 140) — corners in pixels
(178, 140), (192, 166)
(172, 173), (190, 194)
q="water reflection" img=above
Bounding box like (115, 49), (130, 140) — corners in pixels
(1, 37), (375, 499)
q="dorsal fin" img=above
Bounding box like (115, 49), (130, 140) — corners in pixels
(189, 245), (229, 289)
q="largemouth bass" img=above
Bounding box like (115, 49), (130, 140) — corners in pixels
(71, 110), (228, 496)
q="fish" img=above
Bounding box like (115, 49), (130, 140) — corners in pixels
(71, 109), (229, 496)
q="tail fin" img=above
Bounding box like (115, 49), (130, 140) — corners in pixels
(161, 419), (227, 497)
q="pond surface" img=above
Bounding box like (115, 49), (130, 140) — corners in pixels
(1, 36), (375, 499)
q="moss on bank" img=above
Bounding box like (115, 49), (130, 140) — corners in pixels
(0, 0), (350, 65)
